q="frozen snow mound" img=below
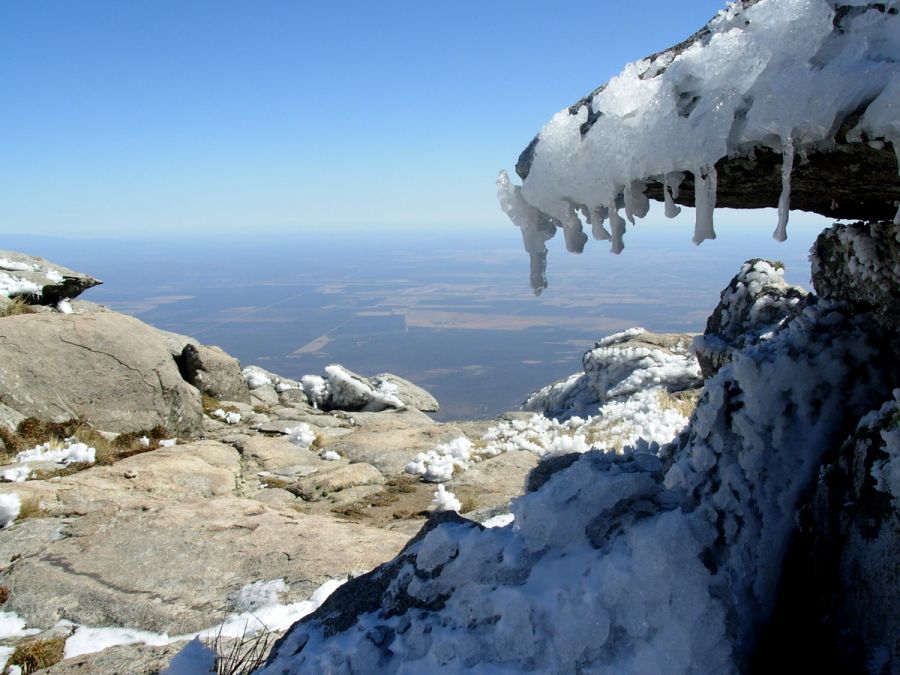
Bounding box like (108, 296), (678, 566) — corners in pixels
(524, 328), (702, 419)
(499, 0), (900, 291)
(259, 296), (895, 673)
(300, 365), (439, 413)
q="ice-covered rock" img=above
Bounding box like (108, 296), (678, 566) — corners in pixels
(811, 219), (900, 336)
(500, 0), (900, 291)
(0, 250), (101, 305)
(261, 295), (895, 673)
(524, 328), (701, 419)
(300, 365), (439, 413)
(694, 259), (808, 378)
(788, 390), (900, 672)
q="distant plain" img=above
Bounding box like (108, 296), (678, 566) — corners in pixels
(7, 215), (826, 420)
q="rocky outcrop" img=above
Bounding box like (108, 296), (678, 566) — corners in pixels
(694, 259), (808, 378)
(0, 312), (204, 435)
(0, 250), (101, 305)
(178, 343), (250, 404)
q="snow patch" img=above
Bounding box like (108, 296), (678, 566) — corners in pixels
(17, 440), (95, 465)
(431, 485), (462, 512)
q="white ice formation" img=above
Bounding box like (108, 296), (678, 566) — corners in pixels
(497, 0), (900, 291)
(260, 297), (894, 673)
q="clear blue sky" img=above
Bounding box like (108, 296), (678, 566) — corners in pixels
(2, 1), (756, 238)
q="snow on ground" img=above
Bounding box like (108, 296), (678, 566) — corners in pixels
(61, 578), (346, 661)
(261, 301), (894, 673)
(406, 328), (700, 483)
(405, 416), (591, 482)
(498, 0), (900, 290)
(16, 440), (95, 465)
(285, 423), (316, 450)
(212, 408), (241, 425)
(0, 466), (31, 483)
(431, 485), (461, 513)
(0, 495), (20, 529)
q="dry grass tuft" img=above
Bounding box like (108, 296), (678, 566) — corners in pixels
(260, 475), (292, 490)
(0, 297), (36, 318)
(207, 622), (275, 675)
(657, 389), (700, 418)
(9, 635), (66, 674)
(17, 495), (48, 520)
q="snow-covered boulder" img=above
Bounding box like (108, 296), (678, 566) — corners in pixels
(523, 328), (701, 419)
(301, 365), (439, 413)
(694, 259), (808, 378)
(499, 0), (900, 292)
(0, 249), (101, 305)
(178, 343), (250, 404)
(0, 312), (204, 435)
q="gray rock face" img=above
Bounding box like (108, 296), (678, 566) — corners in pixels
(694, 259), (809, 378)
(178, 343), (251, 403)
(0, 250), (101, 305)
(0, 312), (204, 435)
(811, 220), (900, 336)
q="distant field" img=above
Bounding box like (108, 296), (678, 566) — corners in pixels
(6, 218), (823, 420)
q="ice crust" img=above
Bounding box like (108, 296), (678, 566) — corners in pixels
(261, 300), (893, 673)
(498, 0), (900, 291)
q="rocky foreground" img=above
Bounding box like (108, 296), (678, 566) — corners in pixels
(0, 250), (711, 673)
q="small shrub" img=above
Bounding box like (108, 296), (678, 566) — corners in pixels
(252, 405), (270, 415)
(9, 635), (66, 674)
(0, 586), (9, 604)
(0, 297), (36, 318)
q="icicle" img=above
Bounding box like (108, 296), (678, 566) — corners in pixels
(608, 199), (626, 254)
(893, 139), (900, 226)
(773, 137), (794, 242)
(529, 252), (548, 296)
(663, 173), (682, 218)
(630, 180), (650, 219)
(623, 186), (635, 224)
(591, 206), (611, 240)
(561, 204), (588, 253)
(693, 167), (717, 245)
